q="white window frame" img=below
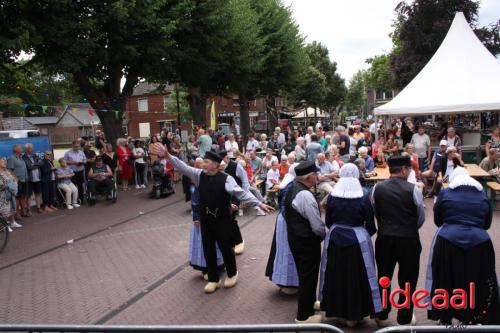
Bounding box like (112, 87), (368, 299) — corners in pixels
(163, 95), (171, 112)
(138, 98), (148, 112)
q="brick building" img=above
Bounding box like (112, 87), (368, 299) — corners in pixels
(124, 82), (177, 138)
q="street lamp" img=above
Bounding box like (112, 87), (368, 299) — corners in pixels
(174, 82), (181, 133)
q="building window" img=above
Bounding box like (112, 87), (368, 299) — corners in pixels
(385, 90), (393, 99)
(376, 90), (384, 100)
(163, 95), (171, 112)
(138, 98), (148, 112)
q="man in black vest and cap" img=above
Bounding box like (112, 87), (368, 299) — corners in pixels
(372, 155), (425, 326)
(284, 160), (326, 323)
(219, 150), (251, 255)
(165, 149), (274, 293)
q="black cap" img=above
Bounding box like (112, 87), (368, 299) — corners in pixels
(218, 150), (228, 158)
(294, 160), (318, 176)
(204, 151), (222, 163)
(388, 155), (411, 168)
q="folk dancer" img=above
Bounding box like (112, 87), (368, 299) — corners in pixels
(318, 163), (381, 328)
(426, 167), (500, 324)
(372, 155), (425, 325)
(265, 164), (299, 295)
(284, 161), (326, 323)
(188, 158), (223, 280)
(165, 149), (273, 293)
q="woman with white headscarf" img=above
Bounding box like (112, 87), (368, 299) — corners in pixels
(265, 163), (299, 294)
(426, 167), (499, 324)
(318, 163), (381, 327)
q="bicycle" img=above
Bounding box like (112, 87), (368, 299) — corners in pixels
(0, 220), (9, 253)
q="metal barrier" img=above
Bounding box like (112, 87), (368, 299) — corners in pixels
(0, 324), (344, 333)
(375, 325), (500, 333)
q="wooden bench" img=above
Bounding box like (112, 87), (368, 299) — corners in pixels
(487, 182), (500, 210)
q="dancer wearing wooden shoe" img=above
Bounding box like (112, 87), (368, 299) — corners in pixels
(165, 149), (274, 293)
(284, 161), (326, 323)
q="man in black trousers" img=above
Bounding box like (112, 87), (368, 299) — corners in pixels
(284, 161), (326, 323)
(372, 155), (425, 326)
(165, 149), (273, 294)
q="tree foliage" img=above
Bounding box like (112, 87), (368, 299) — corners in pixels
(390, 0), (500, 90)
(364, 54), (393, 92)
(291, 41), (346, 112)
(345, 70), (366, 113)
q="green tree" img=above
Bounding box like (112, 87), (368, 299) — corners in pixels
(2, 0), (222, 146)
(345, 70), (367, 115)
(166, 87), (192, 124)
(214, 0), (264, 139)
(364, 54), (393, 92)
(304, 42), (346, 112)
(250, 0), (309, 131)
(390, 0), (500, 89)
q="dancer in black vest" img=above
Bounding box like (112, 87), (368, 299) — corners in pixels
(285, 161), (326, 323)
(372, 155), (425, 326)
(220, 151), (250, 254)
(166, 149), (273, 293)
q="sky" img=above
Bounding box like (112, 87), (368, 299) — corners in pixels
(282, 0), (500, 82)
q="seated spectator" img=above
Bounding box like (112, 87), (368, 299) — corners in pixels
(358, 146), (374, 171)
(374, 148), (387, 168)
(246, 132), (259, 152)
(287, 152), (296, 165)
(294, 137), (306, 161)
(422, 140), (448, 197)
(328, 144), (343, 169)
(434, 146), (465, 195)
(404, 143), (421, 178)
(479, 149), (500, 178)
(279, 155), (289, 180)
(56, 158), (80, 209)
(87, 156), (113, 204)
(316, 153), (338, 203)
(402, 152), (425, 192)
(266, 160), (280, 191)
(353, 158), (368, 187)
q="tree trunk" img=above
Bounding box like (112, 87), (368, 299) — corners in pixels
(97, 110), (124, 148)
(266, 96), (278, 133)
(239, 92), (250, 147)
(188, 87), (206, 126)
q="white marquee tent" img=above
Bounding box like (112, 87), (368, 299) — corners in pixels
(374, 12), (500, 116)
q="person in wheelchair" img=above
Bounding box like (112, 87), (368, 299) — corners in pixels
(151, 159), (174, 196)
(88, 156), (114, 204)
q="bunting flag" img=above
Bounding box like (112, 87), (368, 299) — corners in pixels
(41, 105), (48, 114)
(71, 107), (79, 113)
(21, 103), (29, 110)
(114, 110), (120, 119)
(87, 108), (94, 117)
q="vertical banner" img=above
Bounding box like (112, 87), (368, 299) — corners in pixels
(210, 99), (216, 130)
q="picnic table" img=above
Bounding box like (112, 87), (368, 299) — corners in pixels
(464, 163), (490, 178)
(366, 167), (391, 182)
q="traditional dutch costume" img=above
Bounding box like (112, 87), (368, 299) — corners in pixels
(318, 163), (381, 325)
(426, 167), (500, 324)
(265, 165), (299, 291)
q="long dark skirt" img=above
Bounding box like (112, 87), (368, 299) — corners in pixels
(265, 227), (277, 280)
(321, 242), (375, 320)
(427, 236), (500, 324)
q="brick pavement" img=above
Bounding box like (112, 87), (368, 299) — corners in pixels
(0, 191), (498, 333)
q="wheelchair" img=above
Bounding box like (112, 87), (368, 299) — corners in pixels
(150, 161), (175, 199)
(86, 172), (118, 205)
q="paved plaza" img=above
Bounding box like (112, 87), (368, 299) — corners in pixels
(0, 189), (499, 333)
